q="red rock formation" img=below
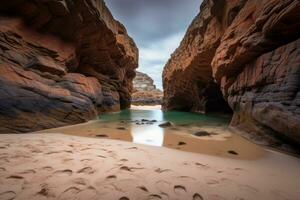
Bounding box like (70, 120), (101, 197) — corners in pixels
(163, 0), (233, 113)
(132, 71), (163, 105)
(0, 0), (138, 133)
(163, 0), (300, 144)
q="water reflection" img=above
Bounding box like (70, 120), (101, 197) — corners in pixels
(98, 107), (231, 147)
(132, 124), (164, 146)
(131, 109), (164, 146)
(40, 107), (265, 159)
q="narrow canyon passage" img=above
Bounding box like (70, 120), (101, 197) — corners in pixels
(0, 0), (299, 200)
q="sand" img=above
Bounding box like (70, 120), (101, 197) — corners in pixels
(38, 120), (266, 160)
(131, 105), (162, 110)
(1, 133), (300, 200)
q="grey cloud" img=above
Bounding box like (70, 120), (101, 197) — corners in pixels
(105, 0), (200, 45)
(105, 0), (202, 88)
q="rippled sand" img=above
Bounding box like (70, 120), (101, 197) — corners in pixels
(1, 133), (300, 200)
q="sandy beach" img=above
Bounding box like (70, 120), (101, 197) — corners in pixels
(131, 105), (162, 110)
(1, 133), (300, 200)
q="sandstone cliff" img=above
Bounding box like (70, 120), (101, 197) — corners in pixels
(0, 0), (138, 133)
(163, 0), (300, 145)
(132, 71), (163, 105)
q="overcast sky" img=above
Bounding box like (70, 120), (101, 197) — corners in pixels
(105, 0), (201, 89)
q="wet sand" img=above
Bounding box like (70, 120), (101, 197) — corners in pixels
(38, 105), (264, 160)
(39, 120), (265, 160)
(1, 133), (300, 200)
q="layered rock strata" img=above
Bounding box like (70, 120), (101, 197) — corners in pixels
(132, 71), (163, 105)
(0, 0), (138, 133)
(163, 0), (300, 145)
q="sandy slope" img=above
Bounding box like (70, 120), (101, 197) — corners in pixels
(0, 133), (300, 200)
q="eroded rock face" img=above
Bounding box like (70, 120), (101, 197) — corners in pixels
(163, 0), (300, 144)
(162, 0), (233, 113)
(0, 0), (138, 133)
(132, 71), (163, 105)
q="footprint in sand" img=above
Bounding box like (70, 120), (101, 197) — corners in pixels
(95, 134), (109, 138)
(127, 147), (138, 150)
(206, 178), (220, 186)
(193, 193), (204, 200)
(73, 178), (88, 186)
(7, 175), (24, 179)
(36, 185), (54, 198)
(19, 169), (36, 175)
(60, 187), (81, 199)
(80, 159), (92, 162)
(159, 192), (169, 200)
(195, 162), (209, 168)
(106, 175), (117, 180)
(175, 176), (196, 181)
(97, 155), (107, 159)
(45, 151), (64, 155)
(148, 194), (162, 200)
(120, 166), (132, 172)
(42, 166), (53, 171)
(174, 185), (187, 195)
(63, 158), (74, 163)
(77, 167), (94, 174)
(0, 191), (16, 200)
(137, 186), (148, 192)
(54, 169), (73, 176)
(228, 150), (238, 155)
(80, 147), (92, 151)
(119, 197), (130, 200)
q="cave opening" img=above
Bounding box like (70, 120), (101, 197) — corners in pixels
(200, 81), (233, 114)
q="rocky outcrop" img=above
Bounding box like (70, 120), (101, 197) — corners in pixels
(162, 0), (233, 113)
(163, 0), (300, 145)
(132, 71), (163, 105)
(0, 0), (138, 133)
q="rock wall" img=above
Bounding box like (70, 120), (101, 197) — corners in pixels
(132, 71), (163, 105)
(163, 0), (300, 144)
(0, 0), (138, 133)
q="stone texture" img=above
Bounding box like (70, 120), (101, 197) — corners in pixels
(163, 0), (300, 145)
(162, 0), (233, 113)
(0, 0), (138, 133)
(132, 71), (163, 105)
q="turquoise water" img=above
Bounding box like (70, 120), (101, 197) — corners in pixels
(99, 109), (231, 126)
(97, 108), (231, 147)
